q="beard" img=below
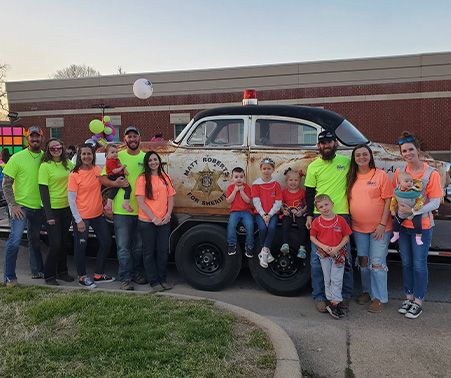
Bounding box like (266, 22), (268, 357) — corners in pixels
(319, 144), (337, 160)
(126, 139), (140, 151)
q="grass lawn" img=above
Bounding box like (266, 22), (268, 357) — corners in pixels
(0, 286), (275, 378)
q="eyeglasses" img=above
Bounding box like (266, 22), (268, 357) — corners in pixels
(50, 145), (62, 151)
(398, 137), (414, 145)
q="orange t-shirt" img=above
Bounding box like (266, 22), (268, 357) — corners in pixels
(135, 173), (176, 220)
(392, 164), (442, 230)
(349, 168), (393, 233)
(68, 166), (104, 219)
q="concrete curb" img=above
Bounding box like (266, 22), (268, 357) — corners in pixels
(164, 292), (302, 378)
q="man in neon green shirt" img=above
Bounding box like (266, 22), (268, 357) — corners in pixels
(100, 126), (145, 291)
(304, 130), (353, 313)
(3, 126), (45, 285)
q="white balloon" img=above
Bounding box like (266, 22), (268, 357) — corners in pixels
(133, 78), (154, 99)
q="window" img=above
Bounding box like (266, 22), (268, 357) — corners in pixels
(187, 119), (244, 147)
(174, 124), (186, 138)
(50, 127), (62, 139)
(255, 119), (317, 146)
(113, 126), (120, 142)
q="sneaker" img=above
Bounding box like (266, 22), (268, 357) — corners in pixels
(160, 282), (174, 290)
(94, 274), (116, 283)
(78, 276), (97, 289)
(356, 292), (371, 305)
(405, 303), (423, 319)
(336, 306), (345, 318)
(280, 243), (289, 254)
(133, 275), (148, 285)
(31, 272), (44, 279)
(150, 284), (165, 293)
(398, 299), (413, 314)
(245, 246), (254, 258)
(122, 203), (134, 212)
(368, 299), (385, 313)
(340, 297), (350, 310)
(121, 281), (135, 291)
(5, 279), (19, 287)
(267, 250), (275, 263)
(228, 244), (237, 256)
(258, 250), (268, 268)
(104, 204), (113, 215)
(315, 300), (328, 313)
(56, 272), (75, 282)
(326, 304), (341, 319)
(297, 248), (306, 259)
(46, 277), (59, 286)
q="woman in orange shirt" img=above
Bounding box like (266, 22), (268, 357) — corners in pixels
(393, 132), (442, 319)
(68, 144), (114, 288)
(346, 144), (393, 313)
(136, 151), (175, 292)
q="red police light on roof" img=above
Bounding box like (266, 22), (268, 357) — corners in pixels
(243, 89), (258, 105)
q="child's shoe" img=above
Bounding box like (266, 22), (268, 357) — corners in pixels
(122, 203), (134, 212)
(266, 250), (275, 263)
(390, 232), (400, 243)
(415, 235), (423, 245)
(104, 204), (113, 215)
(228, 244), (237, 256)
(297, 248), (306, 259)
(258, 250), (268, 268)
(326, 303), (341, 319)
(280, 243), (289, 254)
(245, 246), (254, 258)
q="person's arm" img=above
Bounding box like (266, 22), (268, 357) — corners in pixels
(99, 175), (129, 188)
(329, 236), (350, 256)
(253, 197), (265, 217)
(310, 235), (330, 254)
(136, 195), (162, 225)
(305, 186), (316, 229)
(39, 184), (54, 224)
(268, 200), (282, 217)
(67, 191), (85, 232)
(373, 198), (391, 240)
(239, 186), (251, 204)
(226, 185), (239, 203)
(2, 174), (24, 220)
(412, 197), (440, 215)
(161, 196), (174, 224)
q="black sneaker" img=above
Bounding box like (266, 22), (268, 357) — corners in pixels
(31, 272), (44, 279)
(405, 303), (422, 319)
(94, 274), (116, 283)
(398, 299), (413, 314)
(245, 246), (254, 258)
(228, 244), (237, 256)
(326, 304), (341, 319)
(336, 306), (345, 318)
(78, 276), (97, 289)
(57, 272), (75, 282)
(45, 277), (59, 286)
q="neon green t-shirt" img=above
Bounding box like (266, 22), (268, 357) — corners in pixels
(101, 149), (145, 215)
(3, 148), (43, 209)
(38, 160), (74, 209)
(304, 154), (350, 214)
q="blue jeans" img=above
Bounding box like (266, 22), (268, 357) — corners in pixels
(113, 214), (143, 281)
(398, 226), (433, 301)
(227, 211), (254, 248)
(138, 221), (170, 286)
(73, 214), (111, 277)
(353, 230), (390, 303)
(4, 206), (44, 282)
(255, 214), (278, 250)
(310, 214), (354, 301)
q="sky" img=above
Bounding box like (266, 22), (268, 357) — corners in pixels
(2, 0), (451, 82)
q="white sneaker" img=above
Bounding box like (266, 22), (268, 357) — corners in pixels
(267, 250), (275, 263)
(258, 250), (268, 268)
(280, 243), (289, 254)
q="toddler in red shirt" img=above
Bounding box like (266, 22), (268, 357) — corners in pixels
(104, 144), (133, 214)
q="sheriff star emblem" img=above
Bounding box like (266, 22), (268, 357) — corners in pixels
(191, 164), (222, 195)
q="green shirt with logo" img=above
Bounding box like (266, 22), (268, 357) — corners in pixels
(101, 149), (145, 215)
(38, 160), (74, 209)
(3, 148), (43, 209)
(304, 154), (350, 214)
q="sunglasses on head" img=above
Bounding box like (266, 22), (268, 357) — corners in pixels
(50, 145), (62, 151)
(398, 137), (414, 145)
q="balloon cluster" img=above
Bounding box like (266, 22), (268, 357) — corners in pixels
(88, 116), (116, 146)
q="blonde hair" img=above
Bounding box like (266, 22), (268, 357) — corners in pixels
(105, 143), (118, 155)
(314, 194), (332, 209)
(285, 169), (301, 183)
(397, 171), (413, 183)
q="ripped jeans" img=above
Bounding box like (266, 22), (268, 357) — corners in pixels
(73, 215), (112, 277)
(353, 230), (390, 303)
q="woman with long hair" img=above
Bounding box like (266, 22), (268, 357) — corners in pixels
(38, 138), (74, 285)
(346, 144), (393, 312)
(135, 150), (175, 292)
(392, 132), (442, 319)
(67, 143), (114, 288)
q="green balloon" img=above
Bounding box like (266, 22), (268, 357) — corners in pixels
(89, 119), (104, 134)
(103, 116), (111, 123)
(104, 126), (113, 135)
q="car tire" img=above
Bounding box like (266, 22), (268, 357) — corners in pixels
(248, 226), (311, 297)
(175, 224), (242, 291)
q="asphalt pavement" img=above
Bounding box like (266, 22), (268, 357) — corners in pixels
(1, 236), (451, 378)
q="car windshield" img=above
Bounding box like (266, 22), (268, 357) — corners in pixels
(334, 119), (369, 146)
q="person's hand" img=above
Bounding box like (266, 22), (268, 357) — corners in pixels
(238, 185), (245, 192)
(373, 224), (385, 241)
(77, 220), (86, 233)
(390, 210), (396, 216)
(161, 213), (171, 224)
(153, 217), (163, 226)
(306, 216), (313, 230)
(328, 246), (338, 256)
(263, 214), (270, 227)
(124, 168), (129, 176)
(47, 219), (55, 225)
(398, 202), (413, 216)
(11, 205), (24, 220)
(233, 185), (240, 193)
(115, 177), (130, 188)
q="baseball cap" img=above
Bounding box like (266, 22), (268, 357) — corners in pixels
(317, 130), (336, 143)
(27, 126), (43, 136)
(124, 126), (140, 136)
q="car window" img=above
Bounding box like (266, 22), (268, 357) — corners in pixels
(187, 119), (244, 146)
(255, 119), (317, 146)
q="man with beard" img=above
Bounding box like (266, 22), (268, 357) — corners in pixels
(3, 126), (45, 285)
(304, 131), (353, 313)
(100, 127), (146, 290)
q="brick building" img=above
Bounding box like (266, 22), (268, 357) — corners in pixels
(5, 51), (451, 161)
